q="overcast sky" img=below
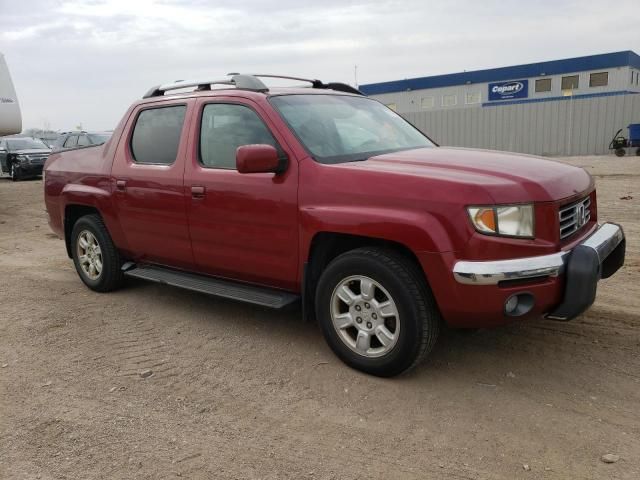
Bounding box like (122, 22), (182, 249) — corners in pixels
(1, 0), (639, 131)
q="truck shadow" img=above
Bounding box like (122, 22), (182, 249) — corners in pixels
(121, 276), (613, 386)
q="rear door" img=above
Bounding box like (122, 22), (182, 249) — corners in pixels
(110, 100), (195, 270)
(184, 96), (299, 290)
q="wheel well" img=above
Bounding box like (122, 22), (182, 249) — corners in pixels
(64, 205), (101, 258)
(303, 232), (427, 321)
(4, 156), (15, 172)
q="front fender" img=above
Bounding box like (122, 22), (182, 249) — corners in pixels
(299, 204), (458, 263)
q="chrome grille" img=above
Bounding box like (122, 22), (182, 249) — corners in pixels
(559, 196), (591, 240)
(27, 154), (48, 164)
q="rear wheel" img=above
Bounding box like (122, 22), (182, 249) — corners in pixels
(615, 148), (626, 157)
(315, 247), (440, 377)
(71, 214), (124, 292)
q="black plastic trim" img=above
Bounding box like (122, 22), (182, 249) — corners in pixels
(124, 264), (300, 309)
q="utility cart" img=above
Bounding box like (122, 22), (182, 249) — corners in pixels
(609, 123), (640, 156)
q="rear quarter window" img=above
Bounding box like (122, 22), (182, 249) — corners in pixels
(130, 105), (186, 165)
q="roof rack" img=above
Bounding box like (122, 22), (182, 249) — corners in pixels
(142, 74), (363, 99)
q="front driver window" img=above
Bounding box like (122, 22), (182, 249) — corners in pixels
(199, 103), (278, 169)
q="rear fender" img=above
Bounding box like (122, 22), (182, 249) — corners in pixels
(60, 183), (128, 252)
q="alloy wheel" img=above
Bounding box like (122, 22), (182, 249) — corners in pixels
(330, 275), (400, 358)
(76, 230), (103, 280)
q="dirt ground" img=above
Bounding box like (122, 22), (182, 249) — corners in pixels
(0, 155), (638, 480)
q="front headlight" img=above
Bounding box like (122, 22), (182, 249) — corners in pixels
(467, 204), (534, 238)
(16, 154), (29, 164)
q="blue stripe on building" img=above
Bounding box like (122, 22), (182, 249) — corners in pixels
(481, 90), (638, 107)
(359, 51), (640, 96)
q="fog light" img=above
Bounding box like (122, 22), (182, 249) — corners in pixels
(504, 293), (535, 317)
(505, 295), (519, 314)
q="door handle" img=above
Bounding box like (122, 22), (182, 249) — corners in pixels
(116, 180), (126, 191)
(191, 185), (206, 198)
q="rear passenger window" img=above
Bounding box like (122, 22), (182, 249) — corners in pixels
(199, 104), (278, 169)
(64, 136), (78, 148)
(77, 135), (90, 146)
(131, 105), (186, 165)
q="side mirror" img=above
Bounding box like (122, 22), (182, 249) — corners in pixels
(236, 144), (285, 174)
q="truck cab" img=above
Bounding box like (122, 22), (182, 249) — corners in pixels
(43, 74), (626, 377)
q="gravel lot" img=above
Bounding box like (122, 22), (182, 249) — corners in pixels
(0, 155), (638, 480)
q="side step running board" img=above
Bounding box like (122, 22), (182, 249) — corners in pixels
(123, 264), (299, 309)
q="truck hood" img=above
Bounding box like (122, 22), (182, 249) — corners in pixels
(348, 147), (593, 203)
(12, 148), (51, 155)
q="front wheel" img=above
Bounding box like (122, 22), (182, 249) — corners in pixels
(71, 214), (124, 292)
(315, 247), (440, 377)
(10, 163), (20, 181)
(615, 148), (626, 157)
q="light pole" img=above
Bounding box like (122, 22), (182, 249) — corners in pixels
(566, 85), (574, 156)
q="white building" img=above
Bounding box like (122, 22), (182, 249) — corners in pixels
(360, 51), (640, 156)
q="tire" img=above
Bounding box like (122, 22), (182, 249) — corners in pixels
(615, 148), (626, 157)
(636, 148), (640, 156)
(71, 214), (124, 292)
(10, 163), (20, 181)
(315, 247), (440, 377)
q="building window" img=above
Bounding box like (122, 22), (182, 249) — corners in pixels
(535, 78), (552, 93)
(465, 92), (481, 104)
(561, 75), (579, 90)
(442, 94), (457, 107)
(420, 97), (434, 108)
(589, 72), (608, 87)
(385, 103), (397, 111)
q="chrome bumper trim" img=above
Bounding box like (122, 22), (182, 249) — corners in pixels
(453, 223), (624, 286)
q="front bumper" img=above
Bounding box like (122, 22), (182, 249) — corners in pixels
(452, 223), (625, 320)
(17, 163), (44, 176)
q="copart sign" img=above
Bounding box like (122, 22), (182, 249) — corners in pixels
(488, 80), (528, 101)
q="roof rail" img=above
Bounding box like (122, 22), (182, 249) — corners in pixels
(143, 74), (268, 99)
(142, 74), (364, 99)
(248, 74), (363, 95)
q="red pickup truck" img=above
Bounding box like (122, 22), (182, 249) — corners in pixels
(44, 74), (626, 377)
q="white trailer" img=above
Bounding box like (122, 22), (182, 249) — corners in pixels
(0, 53), (22, 135)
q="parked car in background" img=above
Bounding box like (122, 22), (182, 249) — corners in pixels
(0, 136), (51, 180)
(51, 131), (112, 152)
(39, 137), (59, 149)
(43, 74), (625, 377)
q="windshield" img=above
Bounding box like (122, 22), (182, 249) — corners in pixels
(88, 133), (111, 144)
(270, 94), (434, 164)
(6, 137), (49, 150)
